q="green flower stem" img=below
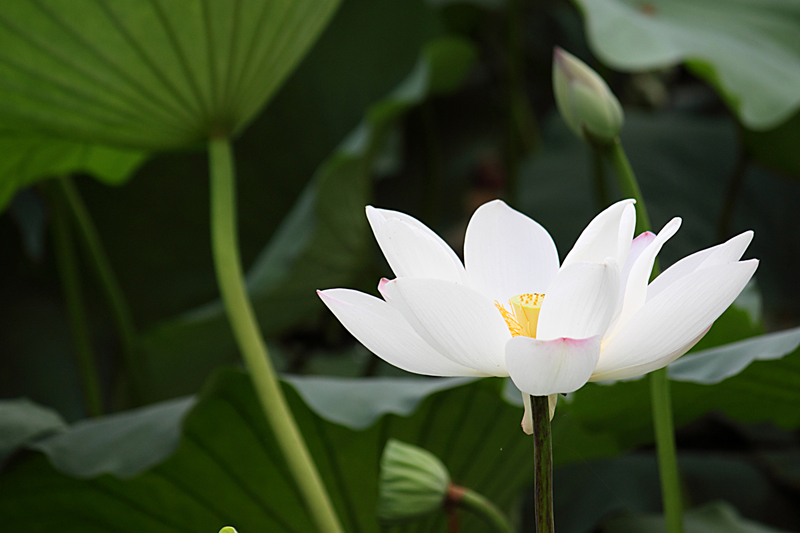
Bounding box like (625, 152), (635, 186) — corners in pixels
(531, 395), (554, 533)
(58, 176), (143, 404)
(605, 139), (651, 234)
(450, 485), (514, 533)
(650, 368), (683, 533)
(48, 182), (104, 417)
(208, 137), (344, 533)
(602, 138), (684, 533)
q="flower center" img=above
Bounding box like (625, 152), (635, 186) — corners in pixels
(494, 293), (544, 338)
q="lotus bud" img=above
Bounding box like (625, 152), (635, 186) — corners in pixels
(552, 47), (623, 144)
(377, 439), (451, 522)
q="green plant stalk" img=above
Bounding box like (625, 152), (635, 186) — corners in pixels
(208, 137), (344, 533)
(58, 176), (143, 404)
(49, 182), (104, 417)
(531, 395), (554, 533)
(452, 486), (515, 533)
(603, 138), (684, 533)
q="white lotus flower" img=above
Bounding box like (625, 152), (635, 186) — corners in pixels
(318, 199), (757, 432)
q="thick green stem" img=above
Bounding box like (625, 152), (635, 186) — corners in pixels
(208, 138), (344, 533)
(449, 485), (514, 533)
(531, 395), (554, 533)
(605, 139), (651, 234)
(650, 368), (683, 533)
(49, 182), (104, 417)
(602, 138), (684, 533)
(58, 176), (143, 404)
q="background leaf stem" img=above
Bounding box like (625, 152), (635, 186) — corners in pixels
(601, 138), (685, 533)
(208, 137), (344, 533)
(58, 175), (142, 405)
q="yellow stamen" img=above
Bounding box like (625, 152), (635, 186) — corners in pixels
(495, 301), (524, 337)
(496, 293), (545, 338)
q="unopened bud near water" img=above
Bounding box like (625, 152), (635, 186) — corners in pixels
(377, 439), (451, 522)
(552, 47), (623, 143)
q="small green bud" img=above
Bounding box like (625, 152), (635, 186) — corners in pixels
(219, 528), (237, 533)
(552, 47), (623, 143)
(377, 439), (451, 523)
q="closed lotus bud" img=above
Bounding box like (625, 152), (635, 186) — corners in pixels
(552, 47), (623, 144)
(377, 439), (451, 522)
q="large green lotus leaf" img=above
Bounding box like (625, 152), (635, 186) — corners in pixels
(667, 326), (800, 385)
(0, 0), (446, 417)
(69, 0), (443, 327)
(574, 0), (800, 129)
(137, 37), (477, 401)
(0, 135), (146, 212)
(0, 371), (530, 533)
(0, 398), (66, 459)
(0, 0), (340, 149)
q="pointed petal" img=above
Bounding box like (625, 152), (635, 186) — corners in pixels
(366, 206), (466, 283)
(521, 393), (533, 435)
(380, 278), (510, 375)
(537, 260), (620, 341)
(506, 335), (602, 395)
(549, 393), (558, 421)
(520, 392), (559, 435)
(620, 231), (656, 296)
(318, 289), (485, 377)
(611, 231), (655, 325)
(464, 199), (559, 301)
(647, 230), (754, 302)
(607, 218), (681, 340)
(562, 199), (636, 268)
(592, 259), (758, 380)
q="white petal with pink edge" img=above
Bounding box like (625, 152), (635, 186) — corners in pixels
(317, 289), (486, 377)
(506, 335), (602, 396)
(464, 199), (559, 302)
(562, 199), (635, 268)
(380, 278), (511, 375)
(593, 259), (759, 379)
(607, 217), (681, 340)
(366, 206), (466, 284)
(610, 231), (655, 325)
(537, 260), (620, 341)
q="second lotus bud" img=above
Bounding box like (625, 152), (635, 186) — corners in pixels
(552, 47), (623, 144)
(377, 439), (451, 522)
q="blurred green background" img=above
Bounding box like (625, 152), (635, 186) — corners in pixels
(1, 0), (800, 531)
